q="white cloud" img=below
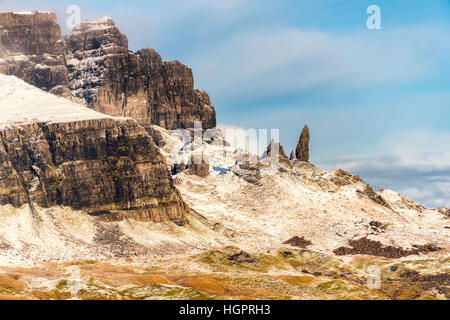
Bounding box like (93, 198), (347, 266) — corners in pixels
(381, 130), (450, 155)
(322, 154), (450, 208)
(191, 26), (450, 99)
(217, 123), (274, 157)
(316, 129), (450, 208)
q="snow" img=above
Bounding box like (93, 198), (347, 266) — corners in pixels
(13, 54), (29, 62)
(96, 16), (113, 24)
(12, 11), (51, 15)
(71, 16), (115, 34)
(0, 203), (222, 265)
(0, 74), (127, 128)
(154, 125), (450, 255)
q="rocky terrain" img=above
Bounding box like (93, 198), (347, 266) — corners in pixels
(0, 117), (447, 300)
(0, 12), (216, 130)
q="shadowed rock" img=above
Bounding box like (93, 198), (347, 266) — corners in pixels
(295, 125), (310, 162)
(186, 155), (210, 177)
(65, 17), (216, 130)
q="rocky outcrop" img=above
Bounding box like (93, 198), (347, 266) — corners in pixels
(265, 140), (291, 166)
(295, 125), (310, 162)
(0, 12), (216, 131)
(0, 74), (188, 225)
(65, 17), (216, 130)
(187, 163), (210, 178)
(263, 141), (292, 170)
(0, 12), (68, 91)
(232, 164), (262, 186)
(439, 207), (450, 217)
(357, 185), (390, 209)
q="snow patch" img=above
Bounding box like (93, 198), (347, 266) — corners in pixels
(12, 11), (51, 15)
(0, 74), (128, 128)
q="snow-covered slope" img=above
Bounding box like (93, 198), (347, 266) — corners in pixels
(153, 125), (450, 257)
(0, 74), (125, 128)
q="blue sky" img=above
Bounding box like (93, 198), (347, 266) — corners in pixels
(1, 0), (450, 207)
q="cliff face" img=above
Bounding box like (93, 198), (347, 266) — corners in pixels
(0, 12), (68, 91)
(0, 12), (216, 130)
(0, 74), (188, 225)
(65, 18), (216, 130)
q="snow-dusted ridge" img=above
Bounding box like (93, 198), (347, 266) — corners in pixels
(70, 16), (116, 34)
(12, 11), (51, 15)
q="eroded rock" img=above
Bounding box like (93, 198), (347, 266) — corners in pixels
(295, 125), (310, 162)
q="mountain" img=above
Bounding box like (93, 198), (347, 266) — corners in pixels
(0, 11), (448, 301)
(0, 12), (216, 130)
(154, 124), (448, 259)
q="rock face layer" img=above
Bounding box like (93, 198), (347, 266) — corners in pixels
(0, 13), (216, 130)
(0, 74), (187, 225)
(295, 125), (310, 162)
(0, 12), (68, 91)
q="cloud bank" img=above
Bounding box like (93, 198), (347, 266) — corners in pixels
(319, 130), (450, 208)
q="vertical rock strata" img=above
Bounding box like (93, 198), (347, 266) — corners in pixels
(0, 119), (188, 225)
(65, 18), (216, 130)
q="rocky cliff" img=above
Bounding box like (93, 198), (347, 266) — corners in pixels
(0, 74), (188, 225)
(0, 12), (216, 130)
(0, 12), (68, 91)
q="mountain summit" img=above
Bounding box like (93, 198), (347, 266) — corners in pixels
(0, 11), (216, 130)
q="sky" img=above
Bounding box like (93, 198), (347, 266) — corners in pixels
(1, 0), (449, 207)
